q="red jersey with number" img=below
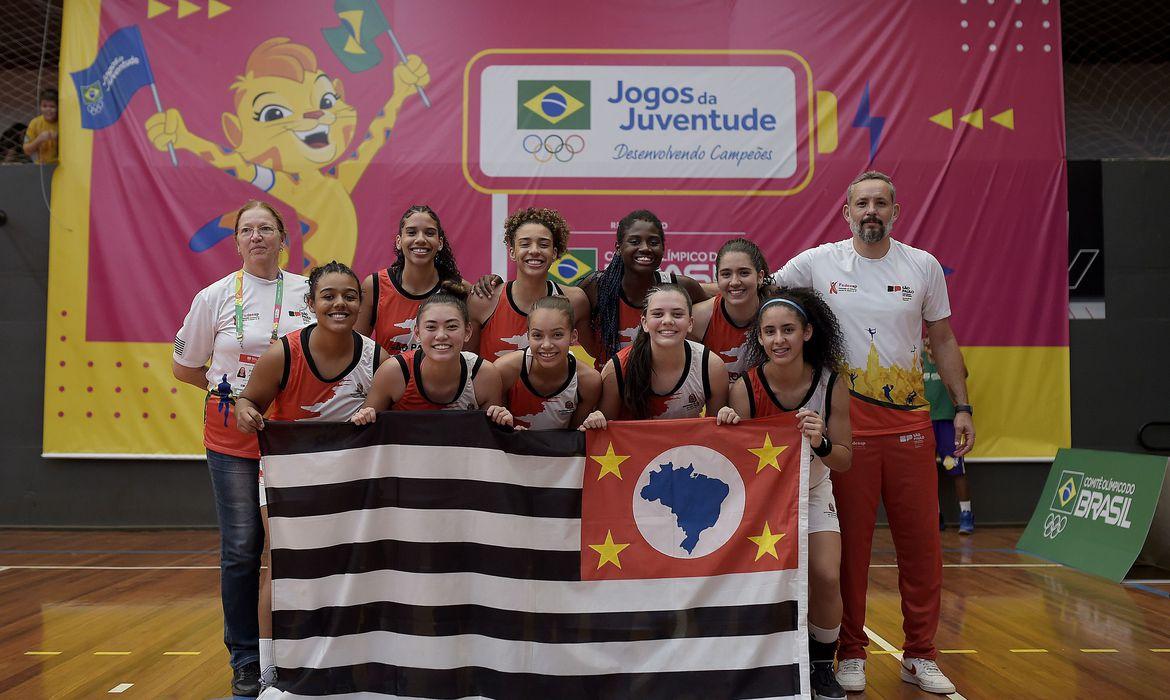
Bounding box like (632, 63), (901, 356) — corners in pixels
(268, 325), (379, 422)
(480, 280), (564, 360)
(392, 350), (482, 411)
(702, 295), (752, 383)
(372, 269), (442, 356)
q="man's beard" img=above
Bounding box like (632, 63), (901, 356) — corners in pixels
(850, 218), (891, 244)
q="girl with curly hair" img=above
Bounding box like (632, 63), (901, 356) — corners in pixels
(469, 207), (590, 359)
(716, 286), (852, 700)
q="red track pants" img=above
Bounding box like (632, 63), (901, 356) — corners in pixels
(831, 429), (942, 661)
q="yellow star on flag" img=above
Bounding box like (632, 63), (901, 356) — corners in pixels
(749, 434), (787, 473)
(590, 442), (629, 480)
(748, 522), (786, 561)
(589, 530), (630, 569)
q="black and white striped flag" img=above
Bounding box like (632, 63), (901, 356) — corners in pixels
(258, 411), (809, 699)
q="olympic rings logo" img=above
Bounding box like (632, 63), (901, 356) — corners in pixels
(523, 134), (585, 163)
(1042, 513), (1068, 539)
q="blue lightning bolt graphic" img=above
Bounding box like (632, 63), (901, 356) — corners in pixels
(852, 82), (886, 163)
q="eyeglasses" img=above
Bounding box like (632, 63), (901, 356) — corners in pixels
(238, 226), (280, 237)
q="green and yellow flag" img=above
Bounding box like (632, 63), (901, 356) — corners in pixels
(322, 0), (390, 73)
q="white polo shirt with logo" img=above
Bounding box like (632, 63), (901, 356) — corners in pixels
(773, 238), (951, 436)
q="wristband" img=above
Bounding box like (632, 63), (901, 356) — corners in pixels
(812, 435), (833, 458)
(954, 404), (973, 415)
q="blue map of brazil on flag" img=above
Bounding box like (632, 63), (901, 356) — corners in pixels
(70, 25), (156, 130)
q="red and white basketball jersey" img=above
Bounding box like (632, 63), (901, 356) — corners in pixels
(480, 280), (564, 359)
(612, 338), (710, 420)
(702, 294), (752, 383)
(269, 325), (378, 422)
(743, 365), (837, 488)
(392, 350), (481, 411)
(507, 350), (578, 430)
(372, 268), (442, 356)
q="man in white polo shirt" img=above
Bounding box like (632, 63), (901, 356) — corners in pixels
(773, 171), (974, 695)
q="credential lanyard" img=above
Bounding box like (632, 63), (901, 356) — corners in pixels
(234, 269), (284, 345)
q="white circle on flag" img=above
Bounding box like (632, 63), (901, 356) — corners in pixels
(631, 445), (746, 559)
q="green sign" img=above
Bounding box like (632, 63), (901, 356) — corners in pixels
(517, 80), (591, 130)
(1018, 448), (1168, 581)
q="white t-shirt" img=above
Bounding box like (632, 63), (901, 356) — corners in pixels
(773, 238), (949, 434)
(173, 270), (313, 394)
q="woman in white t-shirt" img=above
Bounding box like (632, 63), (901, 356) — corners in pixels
(171, 200), (312, 697)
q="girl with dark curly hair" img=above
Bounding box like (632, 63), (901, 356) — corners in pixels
(355, 205), (463, 355)
(716, 286), (852, 700)
(469, 207), (591, 359)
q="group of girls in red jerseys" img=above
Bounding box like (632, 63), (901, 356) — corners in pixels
(228, 201), (853, 696)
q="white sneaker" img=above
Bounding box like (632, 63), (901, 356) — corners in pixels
(900, 657), (956, 694)
(835, 658), (866, 692)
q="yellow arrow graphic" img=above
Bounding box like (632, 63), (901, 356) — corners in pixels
(177, 0), (201, 19)
(147, 0), (171, 18)
(959, 109), (984, 129)
(990, 108), (1015, 129)
(929, 109), (954, 130)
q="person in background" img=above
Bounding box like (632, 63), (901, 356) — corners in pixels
(22, 89), (58, 164)
(924, 336), (974, 534)
(1, 123), (32, 163)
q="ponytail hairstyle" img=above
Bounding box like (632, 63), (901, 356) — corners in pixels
(416, 279), (472, 324)
(715, 237), (771, 299)
(306, 260), (362, 302)
(529, 294), (575, 328)
(390, 205), (462, 284)
(744, 287), (846, 372)
(592, 209), (666, 358)
(621, 283), (692, 419)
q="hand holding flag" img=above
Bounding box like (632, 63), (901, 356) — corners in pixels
(71, 25), (177, 165)
(322, 0), (432, 107)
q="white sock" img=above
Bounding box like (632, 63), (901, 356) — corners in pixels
(259, 638), (275, 684)
(809, 622), (840, 644)
(959, 500), (972, 513)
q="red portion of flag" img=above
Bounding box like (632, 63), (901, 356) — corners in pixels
(581, 416), (803, 581)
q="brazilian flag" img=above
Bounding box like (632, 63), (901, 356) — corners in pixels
(322, 0), (390, 73)
(551, 248), (596, 285)
(518, 81), (591, 130)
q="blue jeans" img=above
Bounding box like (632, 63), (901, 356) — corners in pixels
(206, 449), (263, 670)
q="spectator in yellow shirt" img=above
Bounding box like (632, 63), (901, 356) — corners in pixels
(23, 89), (58, 164)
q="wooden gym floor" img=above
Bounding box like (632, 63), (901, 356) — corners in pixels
(0, 527), (1167, 699)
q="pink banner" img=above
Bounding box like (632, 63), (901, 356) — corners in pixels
(50, 0), (1068, 457)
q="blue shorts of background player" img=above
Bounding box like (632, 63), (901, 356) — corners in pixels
(932, 419), (966, 476)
